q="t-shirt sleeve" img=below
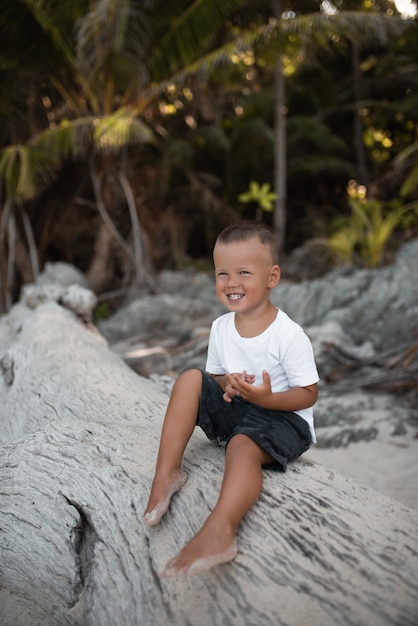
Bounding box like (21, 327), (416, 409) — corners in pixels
(281, 329), (319, 388)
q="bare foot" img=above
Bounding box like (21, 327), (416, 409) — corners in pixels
(143, 470), (187, 527)
(159, 524), (238, 577)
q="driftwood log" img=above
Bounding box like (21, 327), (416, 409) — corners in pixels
(322, 340), (418, 395)
(1, 297), (418, 626)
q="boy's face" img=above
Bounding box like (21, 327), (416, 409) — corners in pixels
(213, 237), (280, 316)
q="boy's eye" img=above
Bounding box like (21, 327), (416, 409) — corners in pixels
(240, 270), (250, 275)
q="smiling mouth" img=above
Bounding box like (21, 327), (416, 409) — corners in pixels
(228, 294), (244, 300)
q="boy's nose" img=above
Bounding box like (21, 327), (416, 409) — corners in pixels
(226, 274), (239, 287)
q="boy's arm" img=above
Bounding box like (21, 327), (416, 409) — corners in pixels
(226, 370), (318, 411)
(210, 373), (228, 390)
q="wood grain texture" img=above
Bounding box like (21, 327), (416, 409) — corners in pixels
(1, 302), (417, 626)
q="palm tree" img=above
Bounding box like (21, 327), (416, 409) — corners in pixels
(0, 0), (407, 309)
(0, 0), (256, 307)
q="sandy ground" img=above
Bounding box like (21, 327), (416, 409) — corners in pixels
(305, 434), (418, 512)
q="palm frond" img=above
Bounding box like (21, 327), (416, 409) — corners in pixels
(148, 0), (251, 79)
(21, 0), (77, 67)
(77, 0), (131, 69)
(0, 109), (154, 203)
(326, 227), (359, 265)
(276, 11), (406, 47)
(22, 0), (100, 113)
(75, 0), (150, 90)
(34, 109), (154, 157)
(0, 144), (59, 203)
(91, 110), (154, 155)
(393, 142), (418, 197)
(400, 162), (418, 197)
(142, 10), (406, 108)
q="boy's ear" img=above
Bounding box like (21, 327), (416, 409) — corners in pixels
(269, 264), (281, 288)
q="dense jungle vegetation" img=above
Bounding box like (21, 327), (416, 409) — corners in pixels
(0, 0), (417, 311)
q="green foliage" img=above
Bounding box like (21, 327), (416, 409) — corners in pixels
(94, 301), (109, 322)
(394, 142), (418, 198)
(238, 180), (277, 212)
(0, 1), (417, 310)
(237, 180), (277, 222)
(325, 194), (411, 268)
(0, 144), (57, 203)
(0, 111), (155, 204)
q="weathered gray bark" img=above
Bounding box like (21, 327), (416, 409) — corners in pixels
(1, 295), (417, 626)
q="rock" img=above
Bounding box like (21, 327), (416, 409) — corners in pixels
(314, 388), (414, 434)
(279, 240), (333, 280)
(99, 240), (418, 368)
(21, 272), (97, 322)
(271, 239), (418, 352)
(35, 261), (90, 288)
(1, 277), (418, 626)
(97, 292), (222, 345)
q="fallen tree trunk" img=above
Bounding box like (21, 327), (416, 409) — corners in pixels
(1, 297), (418, 626)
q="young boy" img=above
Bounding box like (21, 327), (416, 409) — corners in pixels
(143, 221), (319, 577)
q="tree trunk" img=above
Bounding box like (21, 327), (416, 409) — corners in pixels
(0, 280), (417, 626)
(352, 40), (369, 187)
(273, 0), (287, 255)
(86, 220), (115, 292)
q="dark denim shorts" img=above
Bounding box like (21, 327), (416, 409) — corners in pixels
(197, 370), (312, 472)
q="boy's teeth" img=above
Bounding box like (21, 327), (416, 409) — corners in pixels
(229, 294), (242, 299)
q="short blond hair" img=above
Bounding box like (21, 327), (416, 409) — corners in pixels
(215, 221), (279, 264)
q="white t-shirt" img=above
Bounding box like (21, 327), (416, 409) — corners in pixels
(205, 308), (319, 443)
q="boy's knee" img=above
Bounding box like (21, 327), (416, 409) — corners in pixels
(227, 433), (253, 452)
(228, 434), (271, 463)
(184, 367), (203, 380)
(177, 368), (203, 387)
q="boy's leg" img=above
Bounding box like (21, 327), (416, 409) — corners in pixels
(143, 368), (202, 527)
(160, 433), (274, 577)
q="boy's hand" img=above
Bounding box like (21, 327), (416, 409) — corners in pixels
(223, 370), (255, 403)
(225, 370), (272, 404)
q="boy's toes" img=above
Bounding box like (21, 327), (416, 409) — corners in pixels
(159, 540), (238, 578)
